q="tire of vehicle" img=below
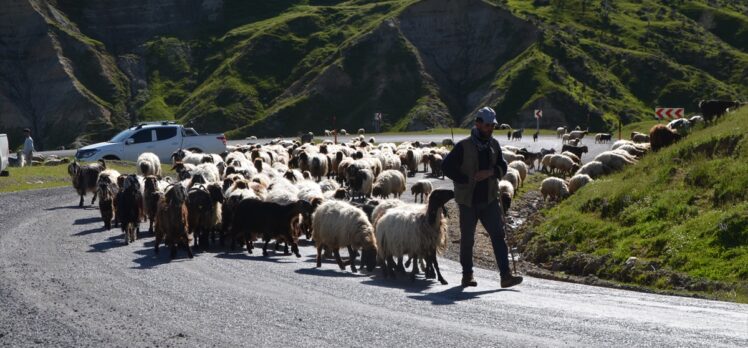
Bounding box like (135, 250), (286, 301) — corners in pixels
(103, 155), (120, 161)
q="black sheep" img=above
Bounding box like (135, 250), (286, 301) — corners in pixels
(699, 100), (742, 124)
(561, 144), (589, 159)
(68, 159), (106, 207)
(116, 175), (143, 244)
(230, 199), (313, 257)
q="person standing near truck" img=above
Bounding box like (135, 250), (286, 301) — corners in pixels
(22, 128), (35, 167)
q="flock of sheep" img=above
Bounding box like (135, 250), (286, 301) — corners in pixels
(63, 100), (741, 284)
(66, 136), (463, 284)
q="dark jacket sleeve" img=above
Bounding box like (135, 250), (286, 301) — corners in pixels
(441, 142), (469, 184)
(493, 141), (508, 179)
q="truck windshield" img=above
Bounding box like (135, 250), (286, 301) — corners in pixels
(110, 129), (133, 142)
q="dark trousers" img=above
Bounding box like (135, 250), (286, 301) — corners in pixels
(458, 199), (511, 277)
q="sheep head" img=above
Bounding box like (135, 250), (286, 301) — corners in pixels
(426, 189), (455, 225)
(67, 161), (80, 177)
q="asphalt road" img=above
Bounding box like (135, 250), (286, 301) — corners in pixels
(1, 187), (746, 347)
(33, 133), (611, 164)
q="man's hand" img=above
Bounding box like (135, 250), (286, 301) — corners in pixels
(473, 169), (494, 182)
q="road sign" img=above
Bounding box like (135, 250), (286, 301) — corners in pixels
(655, 107), (684, 120)
(534, 109), (542, 119)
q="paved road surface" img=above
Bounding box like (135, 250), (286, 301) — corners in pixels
(31, 133), (611, 164)
(1, 188), (746, 347)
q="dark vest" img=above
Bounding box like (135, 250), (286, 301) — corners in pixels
(453, 137), (500, 207)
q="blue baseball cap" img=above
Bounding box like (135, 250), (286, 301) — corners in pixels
(476, 107), (498, 125)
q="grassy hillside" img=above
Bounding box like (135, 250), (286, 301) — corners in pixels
(524, 107), (748, 302)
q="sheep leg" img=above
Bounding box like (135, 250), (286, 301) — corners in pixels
(333, 250), (348, 270)
(90, 194), (96, 205)
(347, 246), (357, 273)
(79, 195), (84, 207)
(395, 257), (406, 274)
(185, 243), (194, 259)
(430, 254), (448, 285)
(316, 245), (323, 268)
(291, 242), (300, 258)
(170, 244), (177, 259)
(246, 240), (253, 254)
(262, 239), (270, 256)
(410, 256), (419, 281)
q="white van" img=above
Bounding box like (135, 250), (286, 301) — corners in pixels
(0, 134), (9, 176)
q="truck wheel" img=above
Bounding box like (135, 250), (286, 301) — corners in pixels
(188, 148), (203, 153)
(103, 155), (120, 161)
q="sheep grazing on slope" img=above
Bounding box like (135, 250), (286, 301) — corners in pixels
(548, 154), (579, 178)
(137, 152), (162, 177)
(154, 183), (193, 259)
(375, 189), (455, 284)
(187, 183), (224, 250)
(540, 177), (570, 202)
(593, 151), (637, 172)
(699, 100), (742, 124)
(503, 167), (522, 190)
(411, 180), (433, 203)
(575, 161), (609, 179)
(632, 132), (649, 144)
(649, 124), (682, 152)
(312, 201), (377, 273)
(372, 169), (406, 199)
(68, 159), (106, 207)
(561, 144), (588, 160)
(230, 199), (313, 257)
(116, 175), (143, 244)
(568, 174), (593, 194)
(508, 161), (528, 184)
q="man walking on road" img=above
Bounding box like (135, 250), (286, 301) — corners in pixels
(22, 128), (35, 167)
(441, 107), (523, 288)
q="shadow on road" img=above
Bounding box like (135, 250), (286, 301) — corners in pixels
(361, 276), (435, 294)
(295, 267), (368, 278)
(406, 286), (510, 305)
(73, 217), (101, 225)
(214, 251), (299, 263)
(45, 205), (97, 211)
(87, 235), (126, 253)
(73, 226), (106, 236)
(131, 241), (175, 269)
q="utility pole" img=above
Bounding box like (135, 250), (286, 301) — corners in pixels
(332, 115), (337, 144)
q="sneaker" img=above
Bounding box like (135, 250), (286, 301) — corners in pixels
(500, 275), (523, 288)
(461, 273), (478, 287)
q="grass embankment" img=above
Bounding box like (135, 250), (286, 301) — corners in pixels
(524, 107), (748, 302)
(0, 162), (137, 194)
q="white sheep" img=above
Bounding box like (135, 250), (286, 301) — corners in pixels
(312, 200), (377, 272)
(137, 152), (162, 177)
(498, 179), (514, 215)
(568, 174), (593, 194)
(375, 189), (454, 284)
(309, 153), (329, 181)
(548, 154), (578, 177)
(594, 151), (637, 172)
(575, 161), (609, 179)
(560, 151), (581, 164)
(503, 167), (522, 190)
(372, 169), (406, 199)
(508, 161), (528, 183)
(502, 151), (524, 163)
(191, 163), (221, 184)
(540, 177), (570, 201)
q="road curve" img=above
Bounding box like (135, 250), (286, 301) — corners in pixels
(0, 188), (746, 347)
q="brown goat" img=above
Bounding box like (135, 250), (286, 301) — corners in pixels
(143, 176), (163, 233)
(68, 159), (106, 207)
(154, 183), (193, 259)
(649, 124), (682, 151)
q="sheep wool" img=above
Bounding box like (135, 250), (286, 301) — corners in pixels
(540, 177), (570, 202)
(312, 201), (377, 272)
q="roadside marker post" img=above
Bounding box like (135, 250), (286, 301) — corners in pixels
(655, 107), (684, 120)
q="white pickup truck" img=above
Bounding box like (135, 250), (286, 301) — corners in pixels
(0, 134), (9, 176)
(75, 122), (227, 163)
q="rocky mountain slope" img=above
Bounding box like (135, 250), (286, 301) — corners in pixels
(0, 0), (746, 149)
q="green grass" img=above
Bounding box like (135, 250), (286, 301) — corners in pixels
(525, 106), (748, 302)
(0, 162), (137, 194)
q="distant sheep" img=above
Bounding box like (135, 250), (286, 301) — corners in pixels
(358, 128), (366, 135)
(540, 177), (569, 202)
(137, 152), (162, 177)
(699, 100), (742, 124)
(411, 180), (433, 203)
(312, 201), (377, 273)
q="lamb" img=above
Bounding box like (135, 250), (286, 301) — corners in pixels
(312, 201), (378, 273)
(561, 144), (588, 159)
(556, 126), (567, 138)
(375, 189), (454, 284)
(649, 124), (682, 152)
(540, 177), (570, 202)
(68, 159), (106, 207)
(187, 183), (224, 250)
(154, 183), (193, 259)
(427, 153), (444, 179)
(568, 174), (593, 194)
(229, 199), (313, 257)
(143, 176), (165, 233)
(137, 152), (162, 177)
(411, 180), (433, 203)
(498, 180), (514, 215)
(508, 161), (528, 183)
(575, 161), (609, 179)
(372, 169), (406, 199)
(116, 175), (143, 244)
